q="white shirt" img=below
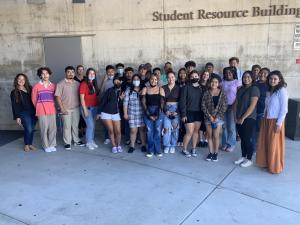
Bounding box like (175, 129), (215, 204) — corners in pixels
(236, 68), (243, 86)
(264, 87), (288, 126)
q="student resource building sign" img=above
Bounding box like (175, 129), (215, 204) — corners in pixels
(152, 4), (300, 21)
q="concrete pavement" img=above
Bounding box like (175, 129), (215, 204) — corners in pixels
(0, 134), (299, 225)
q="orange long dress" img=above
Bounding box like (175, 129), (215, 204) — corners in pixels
(256, 118), (285, 174)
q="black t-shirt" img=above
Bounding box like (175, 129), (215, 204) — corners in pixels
(236, 85), (260, 120)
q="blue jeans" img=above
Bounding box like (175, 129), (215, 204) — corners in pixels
(163, 104), (179, 147)
(81, 107), (97, 144)
(144, 106), (163, 154)
(20, 111), (36, 145)
(222, 106), (236, 148)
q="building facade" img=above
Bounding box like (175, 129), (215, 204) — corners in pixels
(0, 0), (299, 129)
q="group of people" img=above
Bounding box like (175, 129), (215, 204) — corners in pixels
(10, 57), (288, 174)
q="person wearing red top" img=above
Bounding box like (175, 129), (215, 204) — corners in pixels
(79, 68), (99, 150)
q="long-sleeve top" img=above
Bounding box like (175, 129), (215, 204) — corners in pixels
(98, 87), (120, 114)
(31, 81), (56, 116)
(264, 87), (288, 126)
(179, 84), (203, 117)
(201, 90), (228, 122)
(10, 90), (35, 120)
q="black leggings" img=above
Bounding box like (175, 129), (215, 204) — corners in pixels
(236, 118), (256, 160)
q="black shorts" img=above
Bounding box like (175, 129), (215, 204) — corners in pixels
(186, 111), (202, 123)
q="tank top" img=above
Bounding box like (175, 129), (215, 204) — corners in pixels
(146, 88), (161, 106)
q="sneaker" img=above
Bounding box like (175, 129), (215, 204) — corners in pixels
(212, 153), (218, 162)
(203, 141), (208, 147)
(74, 141), (85, 147)
(206, 153), (213, 161)
(92, 142), (98, 148)
(50, 146), (57, 152)
(112, 147), (118, 154)
(191, 149), (197, 157)
(141, 146), (147, 152)
(103, 139), (110, 145)
(117, 146), (123, 153)
(125, 140), (130, 145)
(44, 147), (52, 153)
(64, 144), (71, 150)
(128, 147), (135, 153)
(169, 147), (175, 154)
(164, 147), (169, 154)
(221, 146), (228, 151)
(240, 159), (253, 167)
(136, 139), (142, 145)
(86, 143), (95, 150)
(156, 153), (163, 157)
(146, 152), (153, 158)
(234, 157), (245, 165)
(225, 146), (234, 152)
(182, 150), (191, 157)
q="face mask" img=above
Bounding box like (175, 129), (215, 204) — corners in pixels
(117, 68), (124, 75)
(133, 80), (140, 87)
(88, 75), (95, 81)
(107, 75), (114, 80)
(191, 78), (199, 84)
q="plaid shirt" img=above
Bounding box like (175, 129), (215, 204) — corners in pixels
(123, 88), (144, 127)
(201, 90), (228, 122)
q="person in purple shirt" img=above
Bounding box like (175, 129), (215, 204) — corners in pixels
(221, 67), (240, 152)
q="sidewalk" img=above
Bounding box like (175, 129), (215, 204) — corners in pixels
(0, 134), (299, 225)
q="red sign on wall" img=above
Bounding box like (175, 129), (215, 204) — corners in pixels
(297, 59), (300, 64)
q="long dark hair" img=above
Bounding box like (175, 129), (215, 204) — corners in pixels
(13, 73), (32, 103)
(177, 67), (187, 81)
(242, 71), (255, 86)
(200, 70), (210, 85)
(129, 74), (141, 95)
(267, 70), (287, 93)
(208, 74), (222, 90)
(84, 68), (99, 95)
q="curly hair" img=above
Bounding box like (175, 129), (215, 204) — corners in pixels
(13, 73), (32, 103)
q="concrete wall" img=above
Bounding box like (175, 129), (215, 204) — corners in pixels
(1, 0), (300, 129)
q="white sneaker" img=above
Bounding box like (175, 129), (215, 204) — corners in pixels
(146, 153), (153, 158)
(44, 147), (52, 153)
(50, 146), (57, 152)
(103, 139), (110, 145)
(164, 147), (169, 154)
(234, 157), (245, 165)
(86, 143), (95, 150)
(169, 147), (175, 154)
(92, 142), (98, 148)
(240, 159), (253, 167)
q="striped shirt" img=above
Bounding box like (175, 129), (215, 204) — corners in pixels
(32, 81), (56, 116)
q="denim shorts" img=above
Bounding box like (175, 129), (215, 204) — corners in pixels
(205, 119), (224, 127)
